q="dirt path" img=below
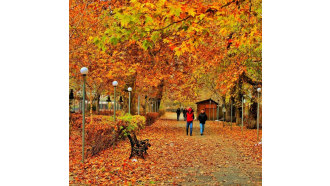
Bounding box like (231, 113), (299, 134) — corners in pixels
(70, 112), (262, 185)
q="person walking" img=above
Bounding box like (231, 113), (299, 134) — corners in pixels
(186, 107), (194, 136)
(176, 108), (181, 121)
(183, 108), (187, 121)
(198, 109), (208, 135)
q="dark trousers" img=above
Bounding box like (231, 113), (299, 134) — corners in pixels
(177, 114), (180, 121)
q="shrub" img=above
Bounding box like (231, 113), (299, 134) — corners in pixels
(85, 117), (126, 157)
(145, 112), (160, 126)
(158, 109), (166, 117)
(83, 114), (146, 158)
(117, 114), (146, 136)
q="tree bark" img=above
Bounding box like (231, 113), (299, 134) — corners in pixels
(96, 94), (100, 114)
(155, 79), (165, 111)
(122, 73), (137, 114)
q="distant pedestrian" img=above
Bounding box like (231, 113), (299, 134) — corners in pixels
(176, 108), (181, 121)
(186, 107), (194, 136)
(183, 108), (187, 121)
(198, 109), (208, 135)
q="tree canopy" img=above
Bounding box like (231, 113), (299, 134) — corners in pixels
(69, 0), (262, 112)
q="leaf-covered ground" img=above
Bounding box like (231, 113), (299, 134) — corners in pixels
(70, 112), (262, 185)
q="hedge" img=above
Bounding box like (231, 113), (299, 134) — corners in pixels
(84, 114), (145, 158)
(145, 112), (160, 126)
(70, 112), (158, 158)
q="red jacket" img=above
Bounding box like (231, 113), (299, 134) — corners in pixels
(186, 108), (194, 122)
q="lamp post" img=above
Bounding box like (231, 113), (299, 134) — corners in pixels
(241, 95), (246, 133)
(257, 88), (261, 140)
(128, 87), (132, 114)
(112, 81), (118, 121)
(80, 67), (88, 162)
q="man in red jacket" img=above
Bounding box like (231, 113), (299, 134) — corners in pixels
(186, 107), (195, 136)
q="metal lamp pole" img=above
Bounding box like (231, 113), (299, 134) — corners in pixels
(128, 87), (132, 114)
(257, 88), (261, 140)
(112, 81), (118, 121)
(80, 67), (88, 162)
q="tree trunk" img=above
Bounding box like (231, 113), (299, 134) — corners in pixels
(155, 79), (165, 111)
(96, 94), (100, 114)
(122, 73), (137, 114)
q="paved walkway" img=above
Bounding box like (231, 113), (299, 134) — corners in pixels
(145, 112), (262, 185)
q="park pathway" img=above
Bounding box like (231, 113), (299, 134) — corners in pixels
(70, 112), (262, 185)
(138, 112), (262, 185)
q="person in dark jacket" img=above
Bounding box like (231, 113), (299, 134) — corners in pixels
(176, 108), (181, 121)
(198, 109), (208, 135)
(183, 108), (187, 121)
(186, 107), (195, 136)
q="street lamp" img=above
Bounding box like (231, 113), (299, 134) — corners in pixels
(257, 88), (261, 140)
(112, 81), (118, 121)
(128, 87), (132, 114)
(80, 67), (88, 162)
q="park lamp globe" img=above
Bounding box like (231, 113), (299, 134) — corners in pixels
(112, 81), (118, 87)
(80, 67), (88, 75)
(128, 87), (132, 92)
(257, 88), (261, 92)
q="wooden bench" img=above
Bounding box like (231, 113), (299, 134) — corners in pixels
(127, 132), (151, 159)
